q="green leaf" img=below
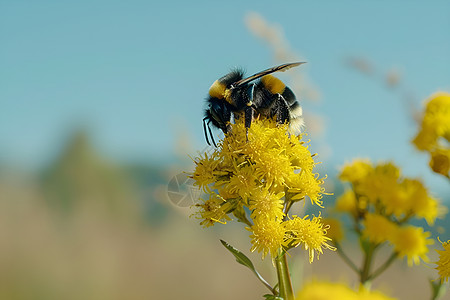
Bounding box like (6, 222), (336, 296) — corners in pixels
(429, 279), (446, 300)
(220, 239), (276, 295)
(220, 239), (257, 271)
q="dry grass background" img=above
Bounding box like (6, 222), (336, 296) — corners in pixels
(0, 166), (439, 300)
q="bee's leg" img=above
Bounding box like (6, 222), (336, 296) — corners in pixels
(244, 105), (254, 141)
(203, 117), (212, 146)
(203, 118), (217, 147)
(275, 94), (290, 124)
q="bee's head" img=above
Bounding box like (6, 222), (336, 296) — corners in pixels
(205, 98), (231, 132)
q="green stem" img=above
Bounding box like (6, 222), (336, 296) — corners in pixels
(275, 251), (294, 300)
(360, 244), (376, 287)
(367, 252), (397, 281)
(335, 242), (359, 274)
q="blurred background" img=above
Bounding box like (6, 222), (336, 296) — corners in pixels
(1, 1), (449, 299)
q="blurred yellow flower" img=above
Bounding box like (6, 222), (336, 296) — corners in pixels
(391, 225), (433, 266)
(359, 162), (400, 204)
(284, 215), (335, 263)
(335, 189), (359, 216)
(295, 281), (357, 300)
(362, 213), (396, 244)
(295, 281), (397, 300)
(435, 239), (450, 283)
(339, 159), (373, 183)
(413, 92), (450, 176)
(429, 148), (450, 177)
(337, 160), (444, 225)
(413, 92), (450, 151)
(249, 218), (286, 259)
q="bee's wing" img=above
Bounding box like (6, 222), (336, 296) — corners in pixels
(233, 62), (306, 87)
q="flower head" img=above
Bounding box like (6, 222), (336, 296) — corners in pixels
(413, 92), (450, 176)
(194, 195), (233, 227)
(249, 218), (286, 259)
(339, 159), (373, 184)
(248, 188), (285, 221)
(391, 225), (433, 266)
(284, 215), (335, 263)
(429, 148), (450, 177)
(295, 281), (396, 300)
(190, 117), (329, 260)
(435, 239), (450, 283)
(362, 213), (396, 244)
(335, 189), (359, 216)
(413, 92), (450, 151)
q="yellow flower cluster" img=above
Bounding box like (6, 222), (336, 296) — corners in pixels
(337, 159), (444, 265)
(295, 281), (396, 300)
(412, 92), (450, 177)
(338, 160), (443, 225)
(435, 239), (450, 283)
(192, 118), (331, 259)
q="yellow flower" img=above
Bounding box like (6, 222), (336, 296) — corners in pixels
(322, 218), (344, 242)
(248, 188), (285, 221)
(339, 159), (373, 183)
(412, 128), (438, 152)
(284, 215), (335, 263)
(335, 189), (359, 216)
(390, 225), (433, 266)
(295, 281), (397, 300)
(289, 142), (315, 172)
(435, 239), (450, 283)
(362, 213), (396, 244)
(411, 193), (443, 226)
(191, 151), (221, 191)
(191, 118), (327, 260)
(357, 286), (398, 300)
(249, 218), (286, 259)
(359, 162), (400, 204)
(225, 164), (258, 202)
(194, 195), (232, 227)
(253, 147), (293, 188)
(429, 148), (450, 176)
(287, 170), (325, 207)
(295, 281), (357, 300)
(413, 91), (450, 151)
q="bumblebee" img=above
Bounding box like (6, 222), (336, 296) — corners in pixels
(203, 62), (305, 146)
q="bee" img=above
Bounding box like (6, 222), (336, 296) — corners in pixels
(203, 62), (305, 146)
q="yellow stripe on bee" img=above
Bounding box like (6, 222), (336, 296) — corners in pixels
(208, 80), (226, 99)
(261, 75), (286, 94)
(209, 80), (233, 104)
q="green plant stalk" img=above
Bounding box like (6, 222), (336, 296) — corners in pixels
(360, 243), (376, 288)
(275, 251), (294, 300)
(367, 251), (397, 282)
(335, 242), (359, 274)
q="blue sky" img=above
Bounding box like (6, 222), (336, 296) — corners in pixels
(1, 1), (450, 194)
